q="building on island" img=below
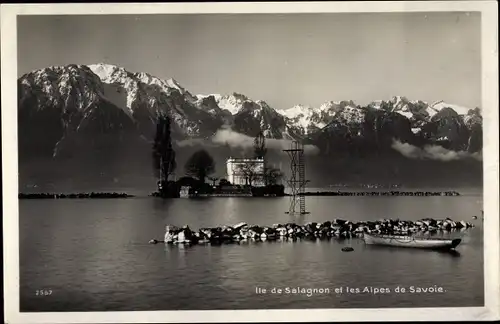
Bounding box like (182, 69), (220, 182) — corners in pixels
(226, 157), (265, 187)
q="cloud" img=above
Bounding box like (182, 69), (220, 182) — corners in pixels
(391, 139), (482, 162)
(212, 128), (320, 155)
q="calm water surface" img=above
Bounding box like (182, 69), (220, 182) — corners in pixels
(20, 191), (484, 311)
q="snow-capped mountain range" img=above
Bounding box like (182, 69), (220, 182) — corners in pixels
(281, 96), (477, 135)
(17, 63), (482, 162)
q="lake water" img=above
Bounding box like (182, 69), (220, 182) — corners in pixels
(19, 190), (484, 311)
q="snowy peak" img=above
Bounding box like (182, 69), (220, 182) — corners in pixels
(332, 105), (366, 125)
(390, 95), (409, 107)
(165, 78), (183, 91)
(18, 64), (104, 112)
(281, 104), (314, 118)
(282, 100), (359, 134)
(367, 96), (476, 126)
(211, 93), (248, 115)
(205, 92), (265, 116)
(87, 63), (127, 82)
(463, 107), (482, 127)
(278, 105), (320, 135)
(195, 94), (229, 118)
(217, 95), (290, 139)
(429, 100), (475, 116)
(20, 64), (103, 89)
(88, 64), (194, 98)
(319, 100), (357, 111)
(87, 64), (204, 115)
(197, 93), (283, 131)
(232, 92), (249, 101)
(254, 100), (278, 115)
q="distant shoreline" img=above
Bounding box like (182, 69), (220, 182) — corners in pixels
(18, 193), (133, 199)
(19, 190), (461, 199)
(297, 191), (461, 197)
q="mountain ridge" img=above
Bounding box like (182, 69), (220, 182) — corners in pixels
(17, 63), (483, 190)
(18, 63), (483, 154)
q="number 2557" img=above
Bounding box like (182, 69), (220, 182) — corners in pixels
(36, 290), (52, 296)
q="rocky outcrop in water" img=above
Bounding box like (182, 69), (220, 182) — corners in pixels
(149, 218), (476, 245)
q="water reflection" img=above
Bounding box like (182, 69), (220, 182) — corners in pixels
(363, 245), (462, 258)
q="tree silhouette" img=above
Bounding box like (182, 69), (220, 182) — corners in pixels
(235, 161), (263, 186)
(263, 167), (284, 185)
(208, 177), (219, 187)
(152, 114), (176, 182)
(219, 179), (231, 186)
(184, 149), (215, 183)
(254, 131), (267, 159)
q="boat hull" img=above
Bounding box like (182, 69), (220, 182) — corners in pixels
(363, 234), (461, 250)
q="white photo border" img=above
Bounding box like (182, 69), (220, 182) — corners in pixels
(2, 1), (499, 323)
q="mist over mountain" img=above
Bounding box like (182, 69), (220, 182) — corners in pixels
(18, 64), (483, 192)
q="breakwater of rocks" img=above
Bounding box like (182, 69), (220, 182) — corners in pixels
(149, 218), (476, 245)
(299, 191), (461, 197)
(18, 192), (133, 199)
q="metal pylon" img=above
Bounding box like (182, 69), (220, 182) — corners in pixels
(283, 141), (309, 215)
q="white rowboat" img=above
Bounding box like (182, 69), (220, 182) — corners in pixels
(363, 233), (461, 250)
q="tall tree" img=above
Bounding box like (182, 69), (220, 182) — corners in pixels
(152, 114), (176, 181)
(184, 149), (215, 183)
(254, 131), (267, 159)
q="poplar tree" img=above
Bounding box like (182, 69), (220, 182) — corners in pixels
(152, 114), (176, 182)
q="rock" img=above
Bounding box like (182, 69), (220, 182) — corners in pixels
(342, 247), (354, 252)
(233, 222), (248, 230)
(200, 228), (212, 239)
(305, 223), (316, 233)
(164, 232), (175, 243)
(248, 230), (259, 239)
(176, 231), (188, 243)
(166, 225), (179, 233)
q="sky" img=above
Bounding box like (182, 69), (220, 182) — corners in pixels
(17, 12), (481, 110)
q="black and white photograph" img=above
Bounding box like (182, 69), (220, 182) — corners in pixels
(2, 2), (499, 323)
